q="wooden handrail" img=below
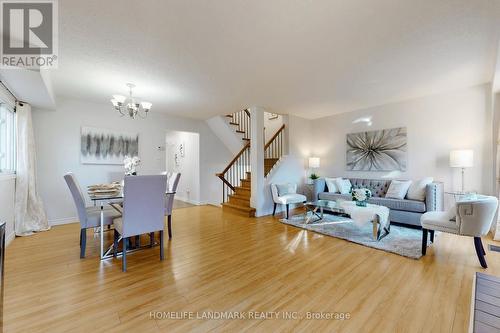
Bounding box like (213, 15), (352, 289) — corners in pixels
(244, 109), (250, 117)
(216, 141), (250, 176)
(265, 124), (285, 150)
(216, 174), (235, 191)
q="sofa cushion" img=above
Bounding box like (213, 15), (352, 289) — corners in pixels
(407, 177), (433, 201)
(335, 178), (352, 194)
(368, 197), (426, 213)
(349, 178), (391, 198)
(385, 180), (412, 199)
(325, 177), (340, 193)
(318, 192), (352, 202)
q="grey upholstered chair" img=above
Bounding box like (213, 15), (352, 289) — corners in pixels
(421, 195), (499, 268)
(165, 172), (181, 239)
(64, 173), (121, 258)
(113, 175), (167, 271)
(270, 183), (307, 219)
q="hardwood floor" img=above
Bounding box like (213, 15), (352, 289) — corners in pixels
(172, 199), (195, 209)
(4, 205), (500, 332)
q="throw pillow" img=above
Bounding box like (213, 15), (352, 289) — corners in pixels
(325, 177), (340, 193)
(335, 178), (352, 195)
(406, 177), (433, 201)
(385, 180), (412, 199)
(447, 203), (457, 221)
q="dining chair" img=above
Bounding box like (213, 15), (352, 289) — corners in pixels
(64, 173), (121, 258)
(113, 175), (167, 271)
(165, 172), (181, 239)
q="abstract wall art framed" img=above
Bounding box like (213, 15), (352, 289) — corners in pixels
(80, 126), (139, 165)
(346, 127), (407, 171)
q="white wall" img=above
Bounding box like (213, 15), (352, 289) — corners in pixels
(32, 97), (232, 224)
(311, 84), (494, 196)
(258, 113), (313, 216)
(206, 116), (244, 155)
(166, 131), (201, 204)
(264, 113), (284, 142)
(0, 175), (16, 245)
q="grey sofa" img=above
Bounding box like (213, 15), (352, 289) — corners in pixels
(312, 178), (444, 227)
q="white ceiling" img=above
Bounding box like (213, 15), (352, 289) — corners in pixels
(53, 0), (500, 119)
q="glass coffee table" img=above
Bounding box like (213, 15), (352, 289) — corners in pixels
(304, 199), (347, 224)
(303, 199), (390, 241)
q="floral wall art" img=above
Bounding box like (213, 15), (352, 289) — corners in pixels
(346, 127), (407, 171)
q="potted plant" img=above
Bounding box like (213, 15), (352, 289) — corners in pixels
(352, 188), (372, 207)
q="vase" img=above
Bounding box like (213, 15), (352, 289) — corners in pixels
(356, 200), (367, 207)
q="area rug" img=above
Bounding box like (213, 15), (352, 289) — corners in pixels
(280, 213), (432, 259)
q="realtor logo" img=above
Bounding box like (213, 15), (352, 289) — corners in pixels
(0, 0), (58, 68)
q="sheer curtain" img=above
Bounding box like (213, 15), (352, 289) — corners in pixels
(14, 102), (49, 236)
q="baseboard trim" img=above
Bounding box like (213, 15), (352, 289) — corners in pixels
(6, 231), (15, 246)
(49, 217), (78, 226)
(175, 197), (205, 206)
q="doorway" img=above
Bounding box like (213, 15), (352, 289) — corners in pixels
(165, 130), (201, 205)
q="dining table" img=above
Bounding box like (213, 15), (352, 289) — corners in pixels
(88, 190), (175, 260)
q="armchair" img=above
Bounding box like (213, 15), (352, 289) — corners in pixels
(421, 195), (498, 268)
(271, 183), (307, 219)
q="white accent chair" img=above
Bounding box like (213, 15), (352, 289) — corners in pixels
(421, 195), (498, 268)
(271, 183), (307, 219)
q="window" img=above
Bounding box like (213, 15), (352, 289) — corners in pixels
(0, 103), (15, 174)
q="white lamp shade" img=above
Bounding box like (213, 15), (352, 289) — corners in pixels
(141, 101), (152, 110)
(309, 157), (320, 168)
(112, 94), (126, 104)
(449, 150), (474, 168)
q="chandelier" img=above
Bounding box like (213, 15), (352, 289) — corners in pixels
(110, 83), (152, 119)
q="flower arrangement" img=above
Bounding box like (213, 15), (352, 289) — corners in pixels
(309, 173), (319, 180)
(352, 188), (372, 207)
(124, 156), (141, 175)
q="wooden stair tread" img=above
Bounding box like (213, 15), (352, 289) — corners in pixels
(242, 138), (250, 141)
(235, 186), (250, 193)
(229, 194), (250, 200)
(222, 203), (256, 217)
(222, 203), (255, 211)
(229, 122), (239, 126)
(228, 195), (250, 206)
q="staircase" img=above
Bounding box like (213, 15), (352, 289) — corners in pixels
(221, 171), (255, 217)
(264, 124), (285, 176)
(216, 111), (286, 217)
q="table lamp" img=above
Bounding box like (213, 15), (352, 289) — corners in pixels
(449, 149), (473, 193)
(308, 157), (320, 184)
(308, 157), (320, 169)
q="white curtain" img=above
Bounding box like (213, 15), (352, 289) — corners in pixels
(14, 102), (49, 236)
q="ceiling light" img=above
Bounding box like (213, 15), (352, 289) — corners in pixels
(111, 83), (152, 119)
